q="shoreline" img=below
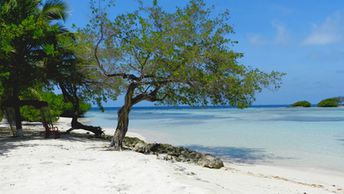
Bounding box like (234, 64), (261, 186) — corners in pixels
(1, 117), (344, 193)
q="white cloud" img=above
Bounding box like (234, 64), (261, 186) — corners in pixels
(302, 12), (344, 45)
(247, 34), (266, 45)
(271, 5), (294, 15)
(273, 22), (290, 44)
(247, 21), (290, 46)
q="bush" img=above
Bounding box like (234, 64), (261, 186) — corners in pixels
(317, 98), (339, 107)
(20, 92), (91, 122)
(60, 101), (91, 118)
(20, 92), (66, 122)
(291, 101), (311, 107)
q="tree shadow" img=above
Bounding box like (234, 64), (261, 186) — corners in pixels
(185, 145), (294, 164)
(0, 131), (103, 156)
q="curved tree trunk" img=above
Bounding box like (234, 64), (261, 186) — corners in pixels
(111, 84), (136, 150)
(65, 100), (103, 137)
(66, 115), (103, 137)
(112, 106), (130, 150)
(59, 83), (103, 137)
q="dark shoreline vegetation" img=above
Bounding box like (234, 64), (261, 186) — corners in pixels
(317, 98), (342, 107)
(290, 101), (311, 108)
(289, 97), (344, 108)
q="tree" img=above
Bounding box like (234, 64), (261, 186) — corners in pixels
(317, 98), (340, 107)
(88, 0), (284, 150)
(45, 31), (119, 136)
(0, 0), (67, 136)
(290, 100), (311, 107)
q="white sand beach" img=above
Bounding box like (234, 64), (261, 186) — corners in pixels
(1, 118), (344, 194)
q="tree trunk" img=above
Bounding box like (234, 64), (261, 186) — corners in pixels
(66, 115), (104, 137)
(13, 90), (23, 137)
(13, 102), (23, 137)
(59, 83), (103, 137)
(112, 106), (130, 150)
(111, 84), (136, 150)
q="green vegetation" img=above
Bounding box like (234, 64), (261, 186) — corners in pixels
(60, 101), (91, 118)
(0, 0), (104, 135)
(20, 91), (91, 122)
(317, 98), (340, 107)
(0, 0), (68, 136)
(0, 0), (284, 141)
(88, 0), (285, 149)
(291, 101), (311, 107)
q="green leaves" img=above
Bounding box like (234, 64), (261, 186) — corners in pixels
(0, 0), (68, 89)
(43, 44), (56, 56)
(41, 0), (67, 21)
(20, 89), (91, 122)
(86, 0), (284, 108)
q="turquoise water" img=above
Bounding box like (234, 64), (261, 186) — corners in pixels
(85, 107), (344, 172)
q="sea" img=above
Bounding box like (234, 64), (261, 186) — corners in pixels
(84, 106), (344, 172)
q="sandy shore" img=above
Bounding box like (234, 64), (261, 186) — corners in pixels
(1, 118), (344, 194)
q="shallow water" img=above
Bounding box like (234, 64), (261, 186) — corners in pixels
(85, 106), (344, 172)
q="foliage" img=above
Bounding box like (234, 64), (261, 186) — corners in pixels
(60, 100), (91, 117)
(20, 88), (91, 122)
(45, 29), (119, 116)
(85, 0), (285, 148)
(0, 0), (68, 131)
(88, 0), (285, 108)
(20, 92), (66, 121)
(0, 0), (68, 95)
(317, 98), (340, 107)
(291, 100), (311, 107)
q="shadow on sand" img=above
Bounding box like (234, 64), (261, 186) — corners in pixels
(0, 130), (102, 156)
(185, 145), (294, 164)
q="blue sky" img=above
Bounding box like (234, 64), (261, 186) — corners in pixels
(64, 0), (344, 106)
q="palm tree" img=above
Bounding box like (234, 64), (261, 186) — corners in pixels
(0, 0), (67, 136)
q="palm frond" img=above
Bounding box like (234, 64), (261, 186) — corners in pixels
(41, 0), (67, 21)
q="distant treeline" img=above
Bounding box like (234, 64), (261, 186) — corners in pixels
(291, 97), (344, 107)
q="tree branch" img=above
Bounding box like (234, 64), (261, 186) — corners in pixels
(131, 86), (161, 104)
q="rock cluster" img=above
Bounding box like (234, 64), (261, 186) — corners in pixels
(123, 137), (224, 169)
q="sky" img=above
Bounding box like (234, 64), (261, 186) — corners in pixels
(64, 0), (344, 106)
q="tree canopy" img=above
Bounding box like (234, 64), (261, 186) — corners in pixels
(86, 0), (284, 149)
(0, 0), (69, 136)
(317, 98), (340, 107)
(291, 100), (311, 108)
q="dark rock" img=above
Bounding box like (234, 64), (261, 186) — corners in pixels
(133, 142), (149, 153)
(197, 154), (224, 169)
(123, 137), (145, 149)
(123, 136), (224, 169)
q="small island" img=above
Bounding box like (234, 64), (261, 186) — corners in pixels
(291, 100), (311, 107)
(317, 98), (340, 107)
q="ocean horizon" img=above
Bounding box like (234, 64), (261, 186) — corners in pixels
(90, 104), (289, 110)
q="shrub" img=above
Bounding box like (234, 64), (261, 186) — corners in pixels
(60, 101), (91, 118)
(20, 92), (91, 122)
(20, 92), (65, 122)
(291, 101), (311, 107)
(317, 98), (339, 107)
